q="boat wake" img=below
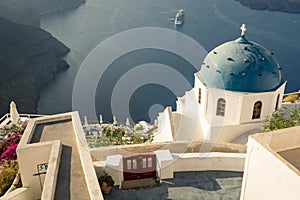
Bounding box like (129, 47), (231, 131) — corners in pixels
(160, 9), (180, 15)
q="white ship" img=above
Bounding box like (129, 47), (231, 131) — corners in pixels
(175, 9), (185, 25)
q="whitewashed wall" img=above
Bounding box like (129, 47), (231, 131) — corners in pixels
(241, 135), (300, 200)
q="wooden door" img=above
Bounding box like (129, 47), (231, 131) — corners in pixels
(123, 154), (156, 181)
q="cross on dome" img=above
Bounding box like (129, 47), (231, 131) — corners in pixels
(241, 24), (247, 37)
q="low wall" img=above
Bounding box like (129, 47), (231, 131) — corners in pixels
(90, 140), (246, 161)
(173, 152), (245, 172)
(268, 126), (300, 152)
(71, 113), (103, 200)
(41, 141), (62, 200)
(17, 140), (62, 200)
(94, 151), (245, 187)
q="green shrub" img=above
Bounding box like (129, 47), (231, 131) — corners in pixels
(264, 108), (300, 132)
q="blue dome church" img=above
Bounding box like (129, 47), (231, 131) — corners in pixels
(154, 24), (286, 143)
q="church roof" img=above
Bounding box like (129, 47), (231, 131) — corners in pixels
(197, 28), (283, 93)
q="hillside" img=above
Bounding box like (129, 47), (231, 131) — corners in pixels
(0, 0), (85, 26)
(236, 0), (300, 13)
(0, 0), (85, 115)
(0, 17), (70, 115)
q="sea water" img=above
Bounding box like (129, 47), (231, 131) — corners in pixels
(38, 0), (300, 123)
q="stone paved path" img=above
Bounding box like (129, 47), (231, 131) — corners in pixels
(105, 171), (243, 200)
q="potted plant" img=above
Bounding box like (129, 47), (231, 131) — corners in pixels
(98, 172), (114, 194)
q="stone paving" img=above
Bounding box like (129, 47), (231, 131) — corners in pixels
(105, 171), (243, 200)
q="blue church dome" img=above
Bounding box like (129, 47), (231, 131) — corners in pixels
(197, 34), (283, 93)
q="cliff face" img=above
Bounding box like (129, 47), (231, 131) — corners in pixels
(0, 0), (85, 115)
(0, 17), (70, 115)
(236, 0), (300, 13)
(0, 0), (85, 26)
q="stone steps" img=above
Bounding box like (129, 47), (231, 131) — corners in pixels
(121, 177), (160, 190)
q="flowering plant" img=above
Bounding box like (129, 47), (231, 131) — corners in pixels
(0, 124), (26, 161)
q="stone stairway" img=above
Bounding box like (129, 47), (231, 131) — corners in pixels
(33, 120), (90, 199)
(121, 177), (161, 190)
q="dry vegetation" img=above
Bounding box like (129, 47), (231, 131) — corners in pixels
(0, 161), (20, 196)
(283, 94), (299, 103)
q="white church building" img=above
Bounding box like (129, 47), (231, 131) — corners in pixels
(154, 25), (286, 144)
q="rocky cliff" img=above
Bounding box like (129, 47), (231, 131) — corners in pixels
(0, 0), (85, 116)
(0, 17), (70, 115)
(0, 0), (85, 26)
(236, 0), (300, 14)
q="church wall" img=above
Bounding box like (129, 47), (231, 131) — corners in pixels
(171, 86), (204, 141)
(205, 88), (224, 124)
(222, 92), (242, 124)
(205, 88), (243, 126)
(198, 114), (211, 140)
(176, 98), (183, 113)
(239, 83), (286, 124)
(194, 76), (206, 114)
(275, 82), (286, 110)
(171, 112), (201, 141)
(154, 107), (174, 142)
(181, 89), (198, 113)
(239, 93), (271, 123)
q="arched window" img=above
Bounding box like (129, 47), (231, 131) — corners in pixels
(275, 94), (280, 111)
(252, 101), (262, 119)
(198, 88), (201, 104)
(216, 98), (226, 116)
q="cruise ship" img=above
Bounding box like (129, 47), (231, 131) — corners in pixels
(175, 9), (185, 25)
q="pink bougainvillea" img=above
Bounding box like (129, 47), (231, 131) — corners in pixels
(0, 143), (18, 160)
(0, 125), (25, 161)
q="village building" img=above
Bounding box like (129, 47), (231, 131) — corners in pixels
(1, 25), (299, 200)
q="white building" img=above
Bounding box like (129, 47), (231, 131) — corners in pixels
(241, 126), (300, 200)
(154, 25), (286, 144)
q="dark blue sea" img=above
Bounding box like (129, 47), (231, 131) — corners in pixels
(38, 0), (300, 123)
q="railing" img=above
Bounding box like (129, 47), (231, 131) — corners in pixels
(0, 113), (45, 142)
(0, 113), (45, 124)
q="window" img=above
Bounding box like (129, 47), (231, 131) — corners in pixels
(216, 98), (226, 116)
(132, 159), (137, 169)
(198, 88), (201, 104)
(127, 160), (131, 170)
(142, 158), (147, 168)
(275, 94), (280, 110)
(148, 157), (152, 168)
(252, 101), (262, 119)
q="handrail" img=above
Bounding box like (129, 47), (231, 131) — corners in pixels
(0, 113), (45, 124)
(0, 114), (10, 124)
